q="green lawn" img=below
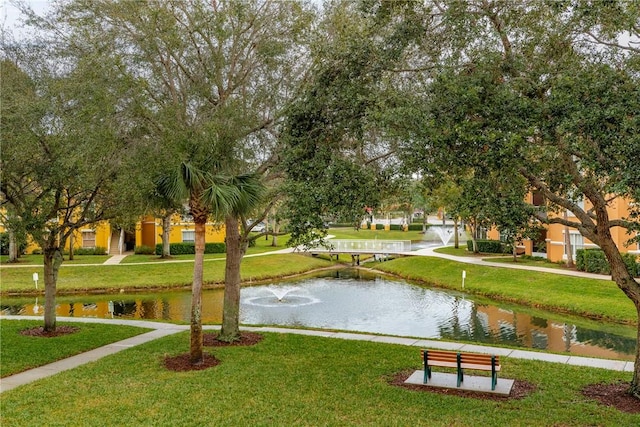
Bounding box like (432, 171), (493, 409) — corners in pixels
(0, 253), (332, 293)
(371, 256), (636, 325)
(0, 319), (150, 377)
(0, 330), (636, 426)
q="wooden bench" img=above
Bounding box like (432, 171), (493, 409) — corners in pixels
(421, 349), (500, 391)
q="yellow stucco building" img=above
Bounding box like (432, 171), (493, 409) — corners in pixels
(487, 194), (639, 263)
(2, 214), (226, 255)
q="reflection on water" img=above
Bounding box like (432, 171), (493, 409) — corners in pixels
(1, 269), (635, 360)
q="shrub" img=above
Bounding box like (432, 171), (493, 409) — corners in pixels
(75, 247), (107, 255)
(154, 242), (226, 255)
(134, 245), (155, 255)
(407, 224), (425, 231)
(576, 248), (639, 277)
(466, 239), (508, 253)
(575, 249), (586, 271)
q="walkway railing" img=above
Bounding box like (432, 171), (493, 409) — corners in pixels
(306, 239), (412, 254)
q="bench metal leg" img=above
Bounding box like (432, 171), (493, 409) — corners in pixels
(423, 351), (431, 384)
(456, 353), (463, 387)
(491, 356), (497, 391)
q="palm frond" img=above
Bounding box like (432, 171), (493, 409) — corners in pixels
(202, 175), (240, 219)
(155, 168), (188, 204)
(228, 173), (266, 216)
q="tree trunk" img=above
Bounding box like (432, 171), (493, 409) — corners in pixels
(454, 218), (459, 249)
(162, 213), (172, 258)
(271, 220), (279, 247)
(8, 229), (17, 263)
(597, 238), (640, 399)
(68, 233), (74, 261)
(470, 219), (479, 253)
(220, 215), (243, 341)
(43, 245), (63, 332)
(590, 204), (640, 399)
(189, 216), (206, 364)
(564, 212), (574, 268)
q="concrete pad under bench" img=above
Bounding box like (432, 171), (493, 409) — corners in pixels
(404, 370), (514, 396)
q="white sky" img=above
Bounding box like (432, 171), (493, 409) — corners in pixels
(1, 0), (50, 35)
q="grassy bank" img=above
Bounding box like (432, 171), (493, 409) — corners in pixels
(0, 320), (150, 377)
(0, 330), (636, 426)
(371, 256), (636, 325)
(0, 254), (333, 294)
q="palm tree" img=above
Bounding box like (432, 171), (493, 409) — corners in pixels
(219, 173), (266, 342)
(157, 162), (240, 364)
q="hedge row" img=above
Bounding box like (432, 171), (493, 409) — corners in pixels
(154, 242), (226, 255)
(73, 247), (108, 255)
(576, 248), (639, 277)
(466, 239), (510, 254)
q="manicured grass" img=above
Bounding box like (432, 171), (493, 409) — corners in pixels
(371, 256), (636, 324)
(483, 256), (565, 269)
(0, 319), (150, 377)
(0, 254), (333, 293)
(0, 254), (111, 265)
(435, 245), (501, 257)
(0, 331), (636, 425)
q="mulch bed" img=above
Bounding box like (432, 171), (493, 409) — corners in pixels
(20, 325), (80, 337)
(388, 369), (536, 401)
(389, 370), (640, 413)
(203, 331), (264, 347)
(163, 353), (221, 371)
(163, 332), (263, 372)
(582, 381), (640, 414)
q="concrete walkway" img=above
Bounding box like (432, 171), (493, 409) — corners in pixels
(0, 315), (634, 394)
(408, 246), (614, 281)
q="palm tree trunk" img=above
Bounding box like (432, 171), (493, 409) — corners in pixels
(220, 215), (242, 341)
(189, 218), (206, 364)
(162, 213), (172, 258)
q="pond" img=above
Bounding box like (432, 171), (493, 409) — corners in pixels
(1, 268), (635, 360)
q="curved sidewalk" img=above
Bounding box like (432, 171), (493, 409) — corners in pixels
(408, 246), (613, 281)
(0, 315), (634, 394)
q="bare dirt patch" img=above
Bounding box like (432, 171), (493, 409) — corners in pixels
(388, 369), (535, 401)
(20, 325), (80, 337)
(582, 381), (640, 414)
(203, 332), (263, 347)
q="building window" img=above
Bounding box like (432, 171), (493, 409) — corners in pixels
(532, 191), (545, 206)
(82, 231), (96, 248)
(182, 230), (195, 243)
(564, 232), (584, 259)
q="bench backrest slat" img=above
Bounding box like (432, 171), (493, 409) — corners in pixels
(420, 349), (500, 367)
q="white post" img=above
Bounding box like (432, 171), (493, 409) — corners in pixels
(462, 270), (466, 289)
(33, 272), (39, 289)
